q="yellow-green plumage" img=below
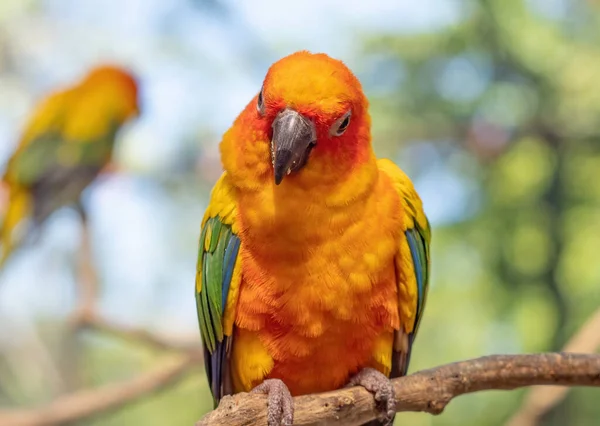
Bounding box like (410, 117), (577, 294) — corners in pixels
(0, 65), (139, 269)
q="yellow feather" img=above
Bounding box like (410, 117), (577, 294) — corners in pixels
(377, 158), (429, 231)
(204, 225), (212, 252)
(0, 186), (32, 269)
(231, 329), (274, 392)
(195, 257), (202, 293)
(378, 158), (429, 335)
(202, 172), (239, 231)
(369, 331), (394, 376)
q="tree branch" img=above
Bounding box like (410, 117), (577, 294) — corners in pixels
(0, 351), (203, 426)
(506, 309), (600, 426)
(197, 353), (600, 426)
(79, 313), (200, 352)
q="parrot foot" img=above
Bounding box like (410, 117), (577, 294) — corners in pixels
(251, 378), (294, 426)
(346, 367), (396, 425)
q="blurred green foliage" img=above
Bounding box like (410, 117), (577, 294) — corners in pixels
(364, 0), (600, 424)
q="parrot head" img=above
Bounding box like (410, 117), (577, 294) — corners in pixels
(81, 65), (140, 122)
(251, 51), (371, 186)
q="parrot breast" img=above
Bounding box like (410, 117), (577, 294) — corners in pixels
(231, 163), (403, 395)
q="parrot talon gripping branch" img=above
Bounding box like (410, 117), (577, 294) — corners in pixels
(195, 51), (431, 426)
(251, 378), (295, 426)
(345, 367), (397, 425)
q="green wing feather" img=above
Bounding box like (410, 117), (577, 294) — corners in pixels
(8, 123), (118, 187)
(407, 215), (431, 336)
(195, 216), (240, 403)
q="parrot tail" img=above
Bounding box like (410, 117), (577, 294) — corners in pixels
(0, 184), (32, 270)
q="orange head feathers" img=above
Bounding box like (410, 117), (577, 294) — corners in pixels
(222, 51), (374, 190)
(79, 64), (140, 121)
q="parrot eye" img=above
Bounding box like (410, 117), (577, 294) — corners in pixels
(330, 110), (352, 136)
(257, 88), (265, 115)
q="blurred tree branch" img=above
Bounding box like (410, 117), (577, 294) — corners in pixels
(0, 204), (203, 425)
(506, 309), (600, 426)
(0, 351), (202, 426)
(59, 206), (101, 389)
(197, 353), (600, 426)
(78, 313), (200, 351)
(68, 206), (199, 351)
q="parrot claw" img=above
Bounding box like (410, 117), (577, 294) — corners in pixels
(251, 378), (294, 426)
(346, 368), (396, 425)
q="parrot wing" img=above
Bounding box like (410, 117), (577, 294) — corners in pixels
(195, 173), (241, 405)
(7, 121), (119, 193)
(3, 91), (70, 185)
(378, 159), (431, 378)
(6, 86), (120, 191)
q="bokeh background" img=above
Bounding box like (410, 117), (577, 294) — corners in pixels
(1, 0), (600, 425)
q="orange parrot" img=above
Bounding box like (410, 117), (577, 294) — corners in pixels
(196, 51), (431, 425)
(0, 65), (139, 269)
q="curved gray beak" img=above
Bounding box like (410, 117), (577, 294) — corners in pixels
(271, 109), (317, 185)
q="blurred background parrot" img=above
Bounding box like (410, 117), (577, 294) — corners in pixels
(196, 51), (430, 426)
(0, 65), (139, 270)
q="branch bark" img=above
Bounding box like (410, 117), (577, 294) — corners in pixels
(197, 353), (600, 426)
(0, 351), (203, 426)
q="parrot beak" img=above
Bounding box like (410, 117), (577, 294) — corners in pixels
(271, 108), (317, 185)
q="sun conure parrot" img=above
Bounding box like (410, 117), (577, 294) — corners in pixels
(195, 51), (431, 426)
(0, 65), (139, 269)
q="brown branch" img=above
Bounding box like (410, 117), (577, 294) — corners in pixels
(0, 351), (203, 426)
(506, 309), (600, 426)
(197, 353), (600, 426)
